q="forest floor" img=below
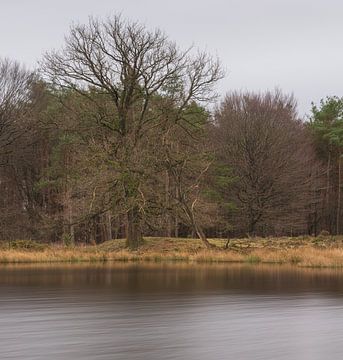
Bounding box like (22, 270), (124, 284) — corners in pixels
(1, 236), (343, 267)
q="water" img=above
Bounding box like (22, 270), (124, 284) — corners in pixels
(1, 263), (343, 359)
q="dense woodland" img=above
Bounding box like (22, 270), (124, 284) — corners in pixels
(0, 15), (342, 249)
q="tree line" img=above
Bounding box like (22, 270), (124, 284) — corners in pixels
(0, 15), (342, 249)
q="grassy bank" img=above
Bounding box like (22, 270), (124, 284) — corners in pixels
(1, 236), (343, 267)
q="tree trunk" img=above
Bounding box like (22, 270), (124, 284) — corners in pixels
(248, 217), (256, 237)
(326, 150), (331, 232)
(89, 218), (96, 245)
(165, 170), (172, 237)
(100, 210), (112, 243)
(182, 203), (214, 249)
(113, 215), (120, 239)
(174, 180), (179, 238)
(126, 206), (143, 250)
(63, 181), (75, 246)
(337, 153), (341, 235)
(174, 217), (179, 238)
(194, 222), (214, 249)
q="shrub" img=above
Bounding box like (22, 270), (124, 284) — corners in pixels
(8, 239), (47, 251)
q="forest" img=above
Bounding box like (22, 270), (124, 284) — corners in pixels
(0, 15), (342, 250)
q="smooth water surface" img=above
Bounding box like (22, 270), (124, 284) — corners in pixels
(1, 263), (343, 359)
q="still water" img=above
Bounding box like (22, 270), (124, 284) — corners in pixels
(1, 263), (343, 359)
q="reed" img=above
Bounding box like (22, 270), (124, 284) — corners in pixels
(1, 236), (343, 267)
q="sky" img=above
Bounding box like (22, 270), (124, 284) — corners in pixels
(1, 0), (342, 117)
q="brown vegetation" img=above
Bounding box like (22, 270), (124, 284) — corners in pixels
(0, 237), (343, 267)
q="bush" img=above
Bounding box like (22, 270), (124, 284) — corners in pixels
(8, 239), (47, 251)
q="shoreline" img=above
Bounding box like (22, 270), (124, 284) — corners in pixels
(1, 236), (343, 268)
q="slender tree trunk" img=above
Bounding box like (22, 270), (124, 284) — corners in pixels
(103, 194), (112, 242)
(97, 213), (112, 243)
(89, 218), (96, 245)
(103, 210), (112, 242)
(182, 203), (214, 249)
(326, 151), (331, 231)
(126, 206), (143, 250)
(174, 181), (179, 238)
(165, 170), (172, 237)
(63, 181), (75, 246)
(337, 153), (341, 235)
(113, 215), (120, 239)
(174, 216), (179, 238)
(248, 215), (256, 237)
(194, 222), (213, 249)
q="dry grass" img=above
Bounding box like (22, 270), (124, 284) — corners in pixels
(1, 236), (343, 267)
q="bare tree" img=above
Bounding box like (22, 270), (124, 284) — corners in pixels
(0, 62), (43, 240)
(42, 15), (222, 249)
(0, 58), (36, 157)
(214, 90), (318, 236)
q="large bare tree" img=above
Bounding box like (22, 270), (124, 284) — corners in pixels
(42, 15), (222, 249)
(0, 59), (42, 240)
(214, 90), (318, 236)
(0, 58), (36, 157)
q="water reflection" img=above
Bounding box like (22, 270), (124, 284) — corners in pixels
(2, 263), (343, 294)
(0, 263), (343, 359)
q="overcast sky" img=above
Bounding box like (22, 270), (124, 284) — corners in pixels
(1, 0), (342, 116)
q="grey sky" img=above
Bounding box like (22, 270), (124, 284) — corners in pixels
(1, 0), (342, 116)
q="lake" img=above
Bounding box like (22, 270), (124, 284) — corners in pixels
(0, 263), (343, 359)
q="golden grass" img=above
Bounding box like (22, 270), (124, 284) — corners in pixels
(1, 236), (343, 267)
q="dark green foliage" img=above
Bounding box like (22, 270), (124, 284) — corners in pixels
(310, 96), (343, 152)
